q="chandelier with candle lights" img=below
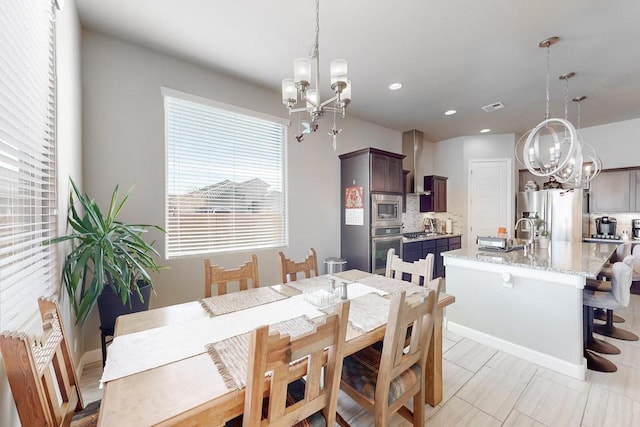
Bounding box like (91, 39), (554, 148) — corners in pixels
(281, 0), (351, 150)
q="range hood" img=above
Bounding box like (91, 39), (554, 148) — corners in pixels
(402, 130), (429, 194)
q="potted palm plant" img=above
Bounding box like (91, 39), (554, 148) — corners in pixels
(46, 179), (165, 326)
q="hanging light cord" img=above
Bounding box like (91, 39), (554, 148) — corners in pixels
(312, 0), (319, 59)
(577, 101), (582, 130)
(545, 43), (551, 121)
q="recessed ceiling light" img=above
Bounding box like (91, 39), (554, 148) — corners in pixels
(388, 82), (403, 90)
(480, 128), (491, 133)
(444, 110), (457, 116)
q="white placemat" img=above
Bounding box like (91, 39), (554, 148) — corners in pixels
(100, 295), (324, 384)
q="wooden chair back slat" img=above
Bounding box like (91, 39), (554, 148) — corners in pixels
(0, 297), (86, 427)
(385, 248), (434, 286)
(204, 254), (260, 297)
(243, 301), (349, 427)
(278, 248), (319, 283)
(376, 283), (440, 418)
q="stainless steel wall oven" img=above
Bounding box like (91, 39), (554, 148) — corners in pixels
(371, 225), (403, 275)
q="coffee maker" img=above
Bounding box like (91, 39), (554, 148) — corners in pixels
(633, 219), (640, 239)
(595, 216), (617, 238)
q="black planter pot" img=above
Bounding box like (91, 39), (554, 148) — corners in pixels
(97, 279), (151, 365)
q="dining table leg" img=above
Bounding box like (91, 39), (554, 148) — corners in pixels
(425, 308), (444, 406)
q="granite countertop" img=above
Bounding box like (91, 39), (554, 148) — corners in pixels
(582, 237), (636, 244)
(442, 241), (616, 278)
(402, 233), (462, 244)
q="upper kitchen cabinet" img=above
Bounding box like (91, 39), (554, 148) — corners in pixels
(340, 148), (405, 196)
(589, 168), (638, 213)
(370, 150), (404, 193)
(420, 175), (447, 212)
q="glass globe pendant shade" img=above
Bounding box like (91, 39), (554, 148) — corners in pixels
(281, 78), (297, 105)
(339, 80), (352, 107)
(306, 89), (319, 108)
(330, 59), (348, 91)
(294, 57), (312, 86)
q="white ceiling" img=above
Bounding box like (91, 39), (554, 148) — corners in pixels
(75, 0), (640, 142)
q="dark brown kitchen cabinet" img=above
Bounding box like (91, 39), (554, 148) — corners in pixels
(590, 169), (634, 213)
(371, 152), (403, 193)
(420, 175), (447, 212)
(403, 236), (460, 278)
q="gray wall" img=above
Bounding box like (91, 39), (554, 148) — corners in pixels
(0, 1), (83, 426)
(80, 30), (401, 351)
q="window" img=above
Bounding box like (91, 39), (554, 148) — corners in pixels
(0, 0), (58, 331)
(163, 88), (288, 258)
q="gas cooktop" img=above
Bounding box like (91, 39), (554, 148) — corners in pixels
(403, 231), (441, 239)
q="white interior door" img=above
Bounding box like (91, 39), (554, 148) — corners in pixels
(468, 159), (512, 245)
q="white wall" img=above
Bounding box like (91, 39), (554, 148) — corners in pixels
(424, 134), (517, 244)
(578, 117), (640, 169)
(80, 30), (400, 351)
(0, 2), (83, 426)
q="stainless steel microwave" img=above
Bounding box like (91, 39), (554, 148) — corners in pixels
(371, 194), (402, 227)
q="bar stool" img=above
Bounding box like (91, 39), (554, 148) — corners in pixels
(592, 255), (640, 341)
(593, 242), (632, 323)
(582, 278), (620, 356)
(583, 260), (633, 372)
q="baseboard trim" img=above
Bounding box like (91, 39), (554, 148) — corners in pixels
(447, 321), (586, 381)
(78, 348), (102, 376)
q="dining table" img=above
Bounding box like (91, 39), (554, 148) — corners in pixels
(97, 270), (455, 426)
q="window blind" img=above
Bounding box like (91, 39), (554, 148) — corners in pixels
(0, 0), (58, 331)
(163, 89), (288, 258)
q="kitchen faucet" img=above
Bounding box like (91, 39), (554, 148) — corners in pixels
(514, 218), (536, 251)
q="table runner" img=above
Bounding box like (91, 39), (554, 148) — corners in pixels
(199, 286), (287, 316)
(206, 316), (316, 390)
(285, 274), (341, 293)
(100, 295), (324, 384)
(357, 274), (431, 296)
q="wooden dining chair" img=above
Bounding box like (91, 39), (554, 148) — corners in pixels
(243, 300), (350, 426)
(278, 247), (319, 283)
(204, 254), (260, 297)
(385, 248), (434, 286)
(0, 297), (100, 427)
(338, 285), (440, 427)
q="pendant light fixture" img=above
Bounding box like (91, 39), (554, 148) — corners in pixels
(572, 96), (602, 185)
(555, 72), (583, 185)
(515, 37), (580, 179)
(281, 0), (351, 150)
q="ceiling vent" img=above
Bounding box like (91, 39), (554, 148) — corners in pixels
(481, 102), (505, 112)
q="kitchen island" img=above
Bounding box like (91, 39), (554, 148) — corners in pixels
(442, 241), (616, 380)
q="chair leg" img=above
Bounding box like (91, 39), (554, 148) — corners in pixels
(413, 388), (425, 427)
(593, 310), (640, 341)
(336, 412), (351, 427)
(584, 306), (620, 354)
(594, 308), (624, 323)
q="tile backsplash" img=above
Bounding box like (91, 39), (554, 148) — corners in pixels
(402, 195), (464, 235)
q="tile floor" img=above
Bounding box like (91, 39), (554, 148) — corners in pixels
(80, 294), (640, 426)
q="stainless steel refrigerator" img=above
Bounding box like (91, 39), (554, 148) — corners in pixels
(515, 189), (588, 242)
